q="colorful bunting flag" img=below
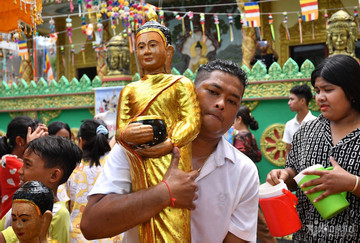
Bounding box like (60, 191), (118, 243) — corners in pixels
(189, 11), (194, 37)
(200, 13), (205, 43)
(268, 14), (275, 41)
(214, 14), (220, 43)
(244, 2), (261, 27)
(298, 13), (303, 43)
(228, 14), (233, 42)
(18, 40), (28, 60)
(43, 48), (54, 81)
(300, 0), (319, 21)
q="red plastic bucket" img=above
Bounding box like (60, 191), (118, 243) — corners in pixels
(259, 189), (302, 237)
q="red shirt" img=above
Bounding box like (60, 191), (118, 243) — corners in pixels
(0, 154), (22, 218)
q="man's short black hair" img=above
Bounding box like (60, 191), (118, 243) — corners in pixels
(290, 84), (313, 106)
(194, 59), (248, 90)
(25, 136), (82, 185)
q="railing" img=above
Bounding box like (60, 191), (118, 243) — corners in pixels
(0, 58), (315, 112)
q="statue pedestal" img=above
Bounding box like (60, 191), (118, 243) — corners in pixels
(102, 75), (133, 87)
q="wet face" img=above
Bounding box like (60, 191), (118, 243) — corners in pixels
(19, 150), (51, 187)
(331, 29), (348, 51)
(288, 93), (303, 112)
(55, 128), (71, 140)
(12, 201), (42, 242)
(314, 77), (353, 122)
(196, 70), (244, 139)
(136, 31), (167, 75)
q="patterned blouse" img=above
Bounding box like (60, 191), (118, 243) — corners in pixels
(233, 131), (262, 163)
(286, 114), (360, 242)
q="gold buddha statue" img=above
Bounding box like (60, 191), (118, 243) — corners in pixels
(105, 34), (130, 76)
(188, 41), (209, 73)
(326, 10), (357, 58)
(115, 8), (200, 243)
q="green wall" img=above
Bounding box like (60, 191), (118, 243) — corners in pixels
(0, 109), (93, 136)
(251, 99), (320, 183)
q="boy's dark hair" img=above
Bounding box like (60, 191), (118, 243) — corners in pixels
(26, 136), (82, 185)
(78, 119), (110, 167)
(290, 84), (313, 106)
(48, 121), (72, 139)
(13, 180), (54, 215)
(194, 59), (248, 93)
(0, 116), (38, 157)
(236, 106), (259, 131)
(311, 54), (360, 112)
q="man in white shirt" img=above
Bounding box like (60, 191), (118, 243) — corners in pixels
(283, 84), (317, 157)
(81, 60), (259, 242)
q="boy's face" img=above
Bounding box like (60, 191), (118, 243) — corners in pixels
(19, 149), (52, 187)
(288, 93), (303, 112)
(196, 70), (244, 139)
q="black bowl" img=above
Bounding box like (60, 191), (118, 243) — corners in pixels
(132, 118), (167, 147)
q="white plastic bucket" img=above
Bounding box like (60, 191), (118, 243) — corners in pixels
(259, 179), (288, 199)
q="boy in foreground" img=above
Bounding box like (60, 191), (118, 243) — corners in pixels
(0, 136), (82, 242)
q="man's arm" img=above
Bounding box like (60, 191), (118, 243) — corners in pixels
(224, 232), (247, 243)
(80, 147), (199, 240)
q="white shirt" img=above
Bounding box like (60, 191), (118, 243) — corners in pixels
(282, 111), (317, 144)
(90, 137), (259, 242)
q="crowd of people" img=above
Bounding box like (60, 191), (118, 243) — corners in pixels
(0, 54), (358, 242)
(0, 7), (360, 242)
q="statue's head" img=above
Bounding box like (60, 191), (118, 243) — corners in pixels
(326, 10), (356, 57)
(135, 8), (174, 77)
(106, 34), (130, 75)
(12, 181), (54, 243)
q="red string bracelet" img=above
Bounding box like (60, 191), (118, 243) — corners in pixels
(161, 180), (176, 207)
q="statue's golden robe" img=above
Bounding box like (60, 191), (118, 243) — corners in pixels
(116, 74), (201, 242)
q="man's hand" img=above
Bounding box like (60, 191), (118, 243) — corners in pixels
(162, 147), (199, 210)
(27, 124), (48, 143)
(266, 168), (297, 191)
(135, 138), (173, 158)
(122, 123), (153, 145)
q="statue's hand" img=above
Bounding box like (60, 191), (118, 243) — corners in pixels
(135, 138), (173, 158)
(39, 210), (52, 243)
(122, 123), (153, 146)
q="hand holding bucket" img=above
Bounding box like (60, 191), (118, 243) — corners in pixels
(294, 164), (349, 220)
(259, 180), (302, 237)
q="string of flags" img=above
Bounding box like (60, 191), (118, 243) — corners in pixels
(6, 0), (360, 53)
(2, 0), (360, 83)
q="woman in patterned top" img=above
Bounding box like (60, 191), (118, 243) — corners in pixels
(0, 116), (47, 219)
(233, 106), (262, 163)
(266, 55), (360, 242)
